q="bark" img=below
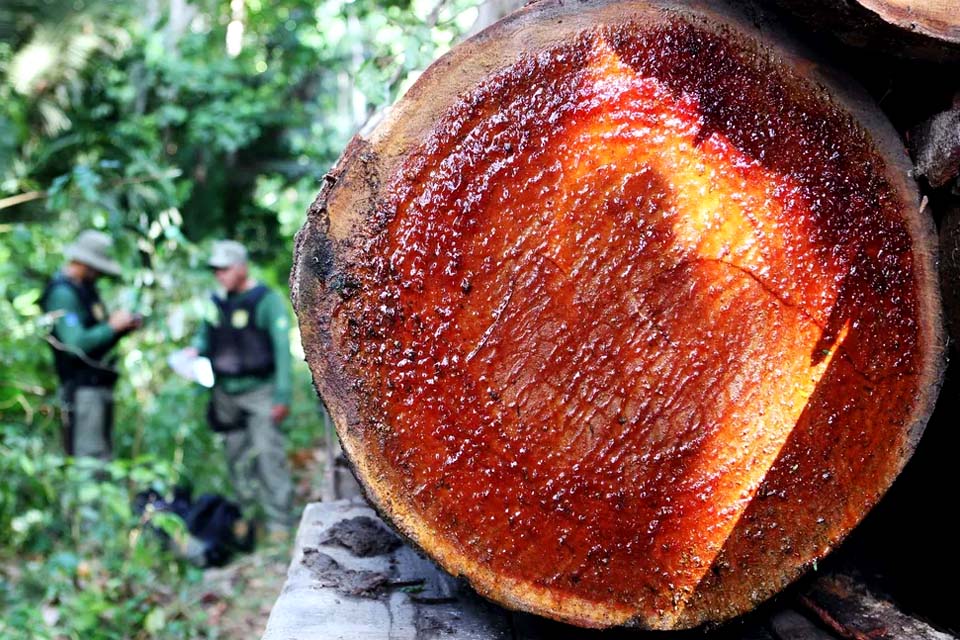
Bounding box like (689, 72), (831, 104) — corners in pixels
(770, 0), (960, 62)
(802, 573), (957, 640)
(292, 0), (946, 630)
(911, 108), (960, 189)
(939, 207), (960, 350)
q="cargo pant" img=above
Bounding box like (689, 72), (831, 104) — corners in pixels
(60, 384), (114, 460)
(211, 384), (293, 532)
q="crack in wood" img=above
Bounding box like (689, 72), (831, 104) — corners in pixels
(466, 274), (518, 363)
(685, 256), (880, 384)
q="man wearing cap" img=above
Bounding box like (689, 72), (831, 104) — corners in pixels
(41, 229), (142, 459)
(187, 240), (294, 539)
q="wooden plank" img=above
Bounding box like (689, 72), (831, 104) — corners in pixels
(770, 609), (836, 640)
(801, 573), (957, 640)
(509, 610), (779, 639)
(263, 502), (957, 640)
(261, 500), (512, 640)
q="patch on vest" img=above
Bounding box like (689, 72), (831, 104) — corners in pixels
(231, 309), (249, 329)
(92, 303), (106, 322)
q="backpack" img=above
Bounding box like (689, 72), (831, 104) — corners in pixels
(134, 487), (255, 567)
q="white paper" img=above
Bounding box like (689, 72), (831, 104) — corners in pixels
(167, 349), (215, 388)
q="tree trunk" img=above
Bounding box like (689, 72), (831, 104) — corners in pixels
(291, 0), (945, 630)
(771, 0), (960, 62)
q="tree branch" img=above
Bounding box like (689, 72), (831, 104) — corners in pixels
(0, 191), (45, 210)
(0, 170), (181, 213)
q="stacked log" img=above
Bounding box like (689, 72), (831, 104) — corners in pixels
(771, 0), (960, 62)
(292, 0), (947, 630)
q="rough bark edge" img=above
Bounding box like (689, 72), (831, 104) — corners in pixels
(802, 573), (958, 640)
(291, 0), (947, 630)
(910, 108), (960, 189)
(939, 207), (960, 351)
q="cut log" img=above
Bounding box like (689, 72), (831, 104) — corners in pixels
(292, 0), (945, 630)
(770, 0), (960, 62)
(911, 108), (960, 189)
(854, 0), (960, 43)
(770, 609), (837, 640)
(801, 573), (958, 640)
(940, 207), (960, 349)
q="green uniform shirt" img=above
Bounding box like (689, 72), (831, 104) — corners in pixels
(193, 285), (293, 406)
(45, 280), (116, 357)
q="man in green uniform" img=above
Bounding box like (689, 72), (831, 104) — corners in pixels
(41, 229), (142, 459)
(188, 240), (294, 539)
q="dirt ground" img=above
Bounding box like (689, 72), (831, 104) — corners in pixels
(196, 444), (328, 639)
(196, 544), (290, 638)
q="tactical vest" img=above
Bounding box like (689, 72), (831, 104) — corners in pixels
(40, 274), (119, 386)
(208, 285), (275, 377)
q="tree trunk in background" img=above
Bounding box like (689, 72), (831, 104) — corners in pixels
(166, 0), (195, 50)
(467, 0), (525, 36)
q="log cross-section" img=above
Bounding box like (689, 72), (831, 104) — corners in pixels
(292, 0), (945, 630)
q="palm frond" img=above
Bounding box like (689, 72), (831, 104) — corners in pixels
(8, 35), (58, 95)
(37, 100), (71, 136)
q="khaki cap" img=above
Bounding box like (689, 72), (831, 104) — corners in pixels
(65, 230), (123, 277)
(208, 240), (248, 269)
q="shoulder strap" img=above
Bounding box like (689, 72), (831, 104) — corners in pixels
(41, 274), (82, 311)
(209, 293), (230, 328)
(244, 284), (275, 330)
(245, 284), (271, 308)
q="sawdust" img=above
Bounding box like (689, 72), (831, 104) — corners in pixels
(318, 515), (402, 557)
(301, 546), (390, 597)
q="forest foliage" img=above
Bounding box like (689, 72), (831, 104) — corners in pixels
(0, 0), (479, 637)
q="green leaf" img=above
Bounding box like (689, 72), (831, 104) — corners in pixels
(12, 288), (41, 316)
(149, 511), (187, 540)
(144, 607), (166, 633)
(18, 454), (35, 475)
(77, 483), (100, 503)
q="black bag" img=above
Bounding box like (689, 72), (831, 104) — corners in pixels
(185, 493), (255, 566)
(135, 487), (255, 567)
(206, 397), (244, 433)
